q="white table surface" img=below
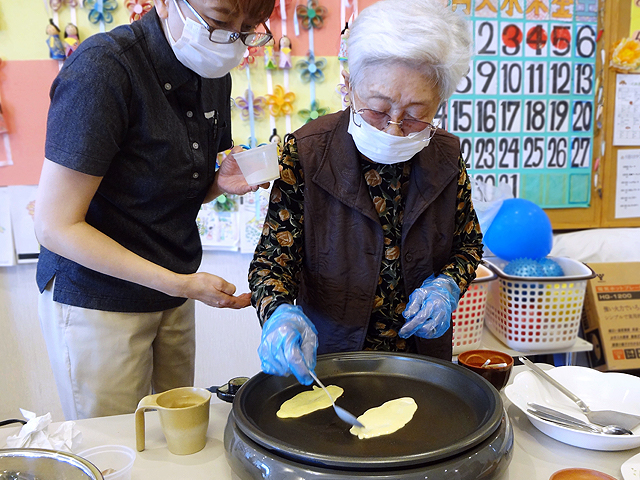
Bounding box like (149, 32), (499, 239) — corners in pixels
(480, 328), (593, 362)
(2, 364), (638, 480)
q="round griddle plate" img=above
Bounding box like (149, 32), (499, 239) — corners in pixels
(233, 352), (502, 469)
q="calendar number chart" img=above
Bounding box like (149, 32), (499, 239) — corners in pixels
(434, 0), (598, 208)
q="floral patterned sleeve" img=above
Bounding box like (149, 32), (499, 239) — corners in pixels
(439, 156), (484, 296)
(248, 135), (305, 324)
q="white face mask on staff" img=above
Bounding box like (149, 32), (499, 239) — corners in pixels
(347, 99), (438, 165)
(163, 0), (247, 78)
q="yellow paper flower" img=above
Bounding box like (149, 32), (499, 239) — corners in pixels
(610, 38), (640, 72)
(265, 85), (296, 117)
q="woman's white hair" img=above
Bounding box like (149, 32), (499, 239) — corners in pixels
(347, 0), (472, 102)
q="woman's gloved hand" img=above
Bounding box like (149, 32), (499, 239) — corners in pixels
(399, 274), (461, 339)
(258, 304), (318, 385)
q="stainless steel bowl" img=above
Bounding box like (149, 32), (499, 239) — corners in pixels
(0, 448), (103, 480)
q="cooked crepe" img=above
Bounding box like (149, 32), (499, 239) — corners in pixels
(349, 397), (418, 439)
(277, 385), (345, 418)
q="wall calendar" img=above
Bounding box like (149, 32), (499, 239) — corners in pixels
(435, 0), (599, 208)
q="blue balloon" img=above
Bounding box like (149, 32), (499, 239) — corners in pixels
(483, 198), (553, 261)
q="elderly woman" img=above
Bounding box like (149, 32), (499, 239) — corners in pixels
(248, 0), (482, 385)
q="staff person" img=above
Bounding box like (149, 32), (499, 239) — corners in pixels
(34, 0), (275, 419)
(249, 0), (483, 385)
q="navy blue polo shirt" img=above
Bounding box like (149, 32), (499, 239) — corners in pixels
(36, 8), (233, 312)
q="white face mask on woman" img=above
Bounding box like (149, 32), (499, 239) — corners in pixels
(164, 0), (247, 78)
(347, 105), (435, 165)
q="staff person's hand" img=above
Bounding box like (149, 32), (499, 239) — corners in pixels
(399, 274), (461, 339)
(207, 147), (270, 200)
(258, 304), (318, 385)
(179, 272), (251, 309)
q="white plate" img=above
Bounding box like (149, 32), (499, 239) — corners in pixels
(505, 366), (640, 451)
(622, 452), (640, 480)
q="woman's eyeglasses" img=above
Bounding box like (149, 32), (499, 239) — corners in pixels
(180, 0), (273, 47)
(352, 106), (439, 137)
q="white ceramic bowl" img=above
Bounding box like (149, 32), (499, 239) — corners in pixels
(505, 366), (640, 451)
(78, 445), (135, 480)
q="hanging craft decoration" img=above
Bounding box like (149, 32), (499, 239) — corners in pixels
(295, 0), (329, 125)
(296, 53), (326, 83)
(46, 19), (67, 61)
(298, 101), (329, 124)
(50, 0), (79, 11)
(278, 0), (293, 135)
(234, 90), (267, 121)
(338, 22), (349, 62)
(63, 23), (80, 58)
(336, 83), (350, 108)
(264, 38), (278, 70)
(0, 102), (7, 135)
(295, 0), (327, 30)
(238, 47), (258, 70)
(0, 59), (12, 168)
(85, 0), (118, 25)
(265, 85), (296, 117)
(125, 0), (153, 22)
(278, 36), (292, 70)
(610, 38), (640, 72)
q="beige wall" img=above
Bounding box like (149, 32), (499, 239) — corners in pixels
(0, 251), (262, 422)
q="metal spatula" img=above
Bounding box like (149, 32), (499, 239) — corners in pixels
(308, 370), (364, 428)
(520, 356), (640, 431)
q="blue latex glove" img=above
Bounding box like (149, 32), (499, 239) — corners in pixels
(258, 304), (318, 385)
(399, 274), (461, 339)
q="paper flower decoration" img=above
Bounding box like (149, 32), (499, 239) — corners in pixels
(265, 85), (296, 117)
(85, 0), (118, 24)
(238, 47), (258, 70)
(296, 53), (327, 83)
(336, 83), (350, 108)
(610, 38), (640, 73)
(296, 0), (327, 30)
(234, 90), (267, 121)
(50, 0), (79, 11)
(298, 100), (328, 124)
(125, 0), (153, 22)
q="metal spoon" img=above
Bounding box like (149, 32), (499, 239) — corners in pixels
(308, 370), (364, 428)
(526, 404), (633, 435)
(520, 356), (640, 431)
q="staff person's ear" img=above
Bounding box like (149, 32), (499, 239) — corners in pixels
(156, 0), (169, 19)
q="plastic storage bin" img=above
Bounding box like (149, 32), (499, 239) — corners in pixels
(483, 257), (595, 352)
(452, 264), (497, 354)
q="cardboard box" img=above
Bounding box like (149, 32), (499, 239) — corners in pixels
(581, 262), (640, 371)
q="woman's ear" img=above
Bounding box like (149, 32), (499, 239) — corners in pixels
(342, 70), (350, 90)
(156, 0), (169, 19)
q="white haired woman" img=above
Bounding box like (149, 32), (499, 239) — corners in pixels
(249, 0), (482, 384)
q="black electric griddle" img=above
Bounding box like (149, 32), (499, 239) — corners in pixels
(231, 352), (502, 469)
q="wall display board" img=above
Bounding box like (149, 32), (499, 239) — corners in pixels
(437, 0), (598, 209)
(1, 0), (637, 254)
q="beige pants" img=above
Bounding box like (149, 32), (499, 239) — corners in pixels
(39, 280), (196, 420)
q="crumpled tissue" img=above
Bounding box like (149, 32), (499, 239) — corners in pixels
(5, 409), (82, 453)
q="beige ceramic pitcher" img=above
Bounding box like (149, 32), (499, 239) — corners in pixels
(135, 387), (211, 455)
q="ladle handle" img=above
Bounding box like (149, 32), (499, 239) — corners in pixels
(519, 357), (590, 414)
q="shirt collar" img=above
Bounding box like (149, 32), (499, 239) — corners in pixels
(139, 7), (197, 92)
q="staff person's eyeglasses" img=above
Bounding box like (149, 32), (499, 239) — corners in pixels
(180, 0), (273, 47)
(352, 105), (440, 137)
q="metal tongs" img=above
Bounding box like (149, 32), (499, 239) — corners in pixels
(520, 356), (640, 431)
(527, 402), (633, 435)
